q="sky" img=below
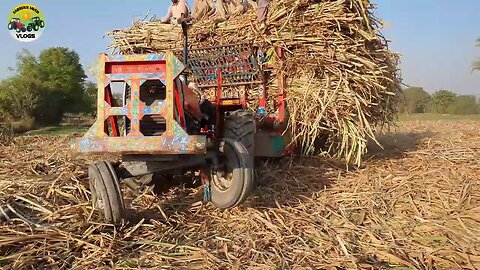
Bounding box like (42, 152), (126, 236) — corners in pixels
(0, 0), (479, 95)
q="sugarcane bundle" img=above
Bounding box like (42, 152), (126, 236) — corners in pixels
(108, 0), (401, 165)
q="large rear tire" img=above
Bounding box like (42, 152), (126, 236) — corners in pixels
(88, 161), (125, 224)
(223, 110), (255, 157)
(223, 109), (256, 203)
(210, 138), (254, 209)
(210, 108), (256, 209)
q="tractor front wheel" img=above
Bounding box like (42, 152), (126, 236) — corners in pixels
(40, 21), (45, 28)
(8, 23), (13, 30)
(88, 161), (125, 224)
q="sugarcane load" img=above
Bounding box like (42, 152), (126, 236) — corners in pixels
(73, 0), (400, 223)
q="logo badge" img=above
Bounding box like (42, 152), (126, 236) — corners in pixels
(7, 4), (45, 42)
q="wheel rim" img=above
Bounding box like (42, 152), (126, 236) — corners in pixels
(212, 170), (234, 192)
(212, 143), (238, 192)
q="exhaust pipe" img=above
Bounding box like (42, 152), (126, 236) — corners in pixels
(181, 21), (189, 85)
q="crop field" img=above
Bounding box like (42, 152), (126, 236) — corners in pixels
(0, 120), (479, 269)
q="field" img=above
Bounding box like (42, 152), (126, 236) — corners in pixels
(0, 120), (479, 269)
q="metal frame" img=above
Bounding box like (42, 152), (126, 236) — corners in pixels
(71, 53), (206, 155)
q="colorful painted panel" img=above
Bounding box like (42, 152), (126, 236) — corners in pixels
(105, 54), (167, 62)
(71, 52), (205, 155)
(72, 135), (206, 155)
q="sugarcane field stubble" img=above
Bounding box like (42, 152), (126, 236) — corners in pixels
(0, 121), (479, 268)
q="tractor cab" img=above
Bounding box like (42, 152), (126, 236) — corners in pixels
(30, 16), (45, 28)
(8, 18), (25, 31)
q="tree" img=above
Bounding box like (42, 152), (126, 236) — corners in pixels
(0, 77), (43, 120)
(431, 90), (457, 114)
(82, 81), (98, 115)
(448, 95), (478, 115)
(0, 47), (88, 125)
(400, 87), (431, 114)
(18, 48), (87, 122)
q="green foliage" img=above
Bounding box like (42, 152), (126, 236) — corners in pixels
(0, 77), (43, 120)
(400, 87), (431, 114)
(0, 47), (90, 126)
(82, 81), (98, 115)
(448, 95), (478, 115)
(400, 86), (479, 116)
(431, 90), (457, 114)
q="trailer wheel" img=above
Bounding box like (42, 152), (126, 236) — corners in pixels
(88, 161), (125, 224)
(210, 138), (254, 209)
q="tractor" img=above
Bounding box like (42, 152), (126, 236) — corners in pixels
(27, 17), (45, 32)
(72, 22), (290, 224)
(8, 18), (26, 33)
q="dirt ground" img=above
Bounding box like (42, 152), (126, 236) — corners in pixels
(0, 120), (479, 269)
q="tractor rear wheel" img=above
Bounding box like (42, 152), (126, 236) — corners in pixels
(88, 161), (125, 224)
(223, 109), (255, 158)
(210, 138), (254, 209)
(210, 108), (256, 209)
(223, 109), (256, 202)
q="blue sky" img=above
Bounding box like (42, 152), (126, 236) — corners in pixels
(0, 0), (479, 95)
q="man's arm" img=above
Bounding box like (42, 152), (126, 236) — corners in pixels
(179, 0), (191, 17)
(161, 5), (173, 23)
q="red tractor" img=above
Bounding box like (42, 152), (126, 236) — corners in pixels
(73, 22), (290, 223)
(8, 18), (26, 33)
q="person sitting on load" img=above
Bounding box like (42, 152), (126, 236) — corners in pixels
(253, 0), (270, 30)
(193, 0), (215, 21)
(161, 0), (191, 25)
(214, 0), (246, 22)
